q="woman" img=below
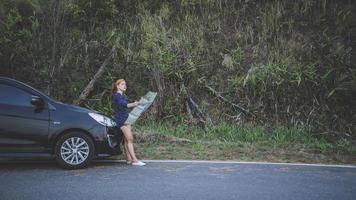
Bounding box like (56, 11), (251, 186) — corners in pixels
(112, 79), (146, 166)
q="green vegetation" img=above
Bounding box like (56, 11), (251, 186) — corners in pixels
(136, 121), (356, 155)
(0, 0), (355, 162)
(132, 122), (356, 164)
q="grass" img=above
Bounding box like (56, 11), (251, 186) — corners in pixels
(124, 121), (356, 165)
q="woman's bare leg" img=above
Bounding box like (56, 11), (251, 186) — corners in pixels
(120, 125), (138, 162)
(123, 137), (132, 162)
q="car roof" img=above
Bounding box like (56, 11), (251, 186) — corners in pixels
(0, 76), (51, 100)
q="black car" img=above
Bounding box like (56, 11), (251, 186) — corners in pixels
(0, 77), (122, 169)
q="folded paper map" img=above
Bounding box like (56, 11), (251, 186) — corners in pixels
(125, 91), (157, 125)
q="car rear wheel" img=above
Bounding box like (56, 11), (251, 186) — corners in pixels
(55, 132), (95, 169)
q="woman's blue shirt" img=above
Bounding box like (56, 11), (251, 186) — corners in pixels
(112, 92), (129, 127)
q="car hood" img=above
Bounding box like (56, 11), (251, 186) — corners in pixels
(53, 101), (96, 113)
(66, 104), (94, 113)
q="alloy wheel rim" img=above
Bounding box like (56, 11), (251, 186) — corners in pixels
(60, 137), (89, 165)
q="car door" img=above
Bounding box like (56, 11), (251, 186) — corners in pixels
(0, 83), (50, 153)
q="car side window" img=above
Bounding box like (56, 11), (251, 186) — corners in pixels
(0, 84), (33, 107)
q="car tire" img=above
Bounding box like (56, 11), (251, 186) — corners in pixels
(55, 132), (95, 169)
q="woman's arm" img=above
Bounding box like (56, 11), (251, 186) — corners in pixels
(127, 101), (139, 108)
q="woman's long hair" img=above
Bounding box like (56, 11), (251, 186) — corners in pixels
(112, 79), (125, 96)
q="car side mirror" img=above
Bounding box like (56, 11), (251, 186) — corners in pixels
(31, 96), (45, 109)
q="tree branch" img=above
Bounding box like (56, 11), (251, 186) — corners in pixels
(204, 85), (250, 116)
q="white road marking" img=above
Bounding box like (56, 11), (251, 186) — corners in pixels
(96, 159), (356, 168)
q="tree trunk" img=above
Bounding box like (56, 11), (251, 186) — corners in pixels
(74, 45), (116, 105)
(151, 67), (165, 119)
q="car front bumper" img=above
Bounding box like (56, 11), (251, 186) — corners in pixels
(90, 125), (123, 157)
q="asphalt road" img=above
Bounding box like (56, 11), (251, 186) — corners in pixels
(0, 160), (355, 200)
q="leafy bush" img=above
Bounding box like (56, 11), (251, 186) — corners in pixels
(0, 0), (355, 137)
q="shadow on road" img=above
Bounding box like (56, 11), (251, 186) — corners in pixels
(0, 158), (126, 170)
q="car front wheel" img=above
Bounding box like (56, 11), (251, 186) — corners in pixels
(55, 132), (95, 169)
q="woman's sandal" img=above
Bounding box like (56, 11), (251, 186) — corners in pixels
(132, 161), (146, 166)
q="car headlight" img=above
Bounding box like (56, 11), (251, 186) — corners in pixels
(88, 113), (116, 127)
